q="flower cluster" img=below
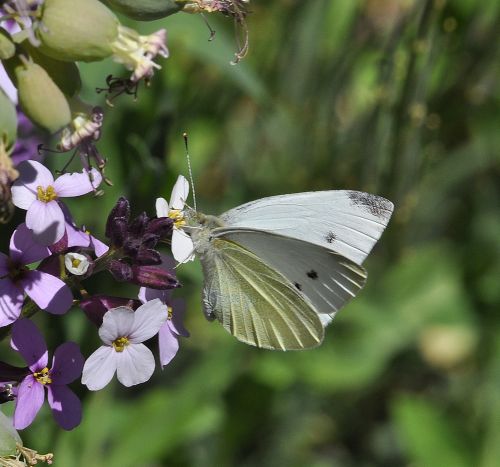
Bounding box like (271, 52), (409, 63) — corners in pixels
(0, 0), (252, 463)
(0, 167), (190, 440)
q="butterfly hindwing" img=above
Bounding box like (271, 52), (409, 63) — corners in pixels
(220, 191), (394, 265)
(200, 237), (324, 350)
(214, 229), (367, 327)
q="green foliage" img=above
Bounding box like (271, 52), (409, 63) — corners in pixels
(2, 0), (499, 465)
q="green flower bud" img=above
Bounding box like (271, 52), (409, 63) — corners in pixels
(104, 0), (185, 20)
(38, 0), (119, 62)
(21, 42), (82, 97)
(0, 89), (17, 151)
(10, 58), (71, 133)
(0, 409), (21, 457)
(0, 29), (15, 60)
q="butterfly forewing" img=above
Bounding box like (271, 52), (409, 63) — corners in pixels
(201, 238), (324, 350)
(220, 191), (394, 265)
(214, 229), (367, 327)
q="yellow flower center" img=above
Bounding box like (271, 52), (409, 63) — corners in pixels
(72, 258), (81, 268)
(167, 306), (173, 320)
(168, 209), (186, 228)
(112, 336), (129, 352)
(36, 185), (57, 203)
(33, 367), (52, 385)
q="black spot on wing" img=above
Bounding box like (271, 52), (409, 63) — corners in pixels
(325, 231), (336, 243)
(306, 270), (318, 279)
(294, 282), (302, 291)
(347, 191), (392, 219)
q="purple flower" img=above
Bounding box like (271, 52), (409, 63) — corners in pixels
(11, 319), (84, 430)
(82, 299), (167, 390)
(0, 224), (73, 327)
(79, 295), (141, 327)
(11, 160), (102, 245)
(139, 256), (189, 368)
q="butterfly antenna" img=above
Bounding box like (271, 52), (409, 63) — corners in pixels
(183, 132), (197, 211)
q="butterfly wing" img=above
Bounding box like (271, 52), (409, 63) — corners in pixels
(199, 237), (324, 350)
(214, 228), (367, 327)
(220, 191), (394, 265)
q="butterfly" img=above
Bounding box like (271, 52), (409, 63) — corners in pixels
(157, 176), (394, 351)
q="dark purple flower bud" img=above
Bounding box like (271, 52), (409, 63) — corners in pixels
(141, 233), (160, 249)
(131, 264), (180, 290)
(109, 259), (133, 282)
(134, 247), (161, 265)
(80, 294), (141, 327)
(105, 197), (130, 238)
(146, 217), (173, 238)
(129, 212), (149, 236)
(108, 217), (129, 247)
(122, 236), (142, 257)
(0, 361), (29, 383)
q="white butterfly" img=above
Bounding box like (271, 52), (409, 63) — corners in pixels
(157, 176), (394, 351)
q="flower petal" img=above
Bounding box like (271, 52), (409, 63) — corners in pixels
(98, 307), (135, 345)
(25, 200), (65, 245)
(172, 228), (195, 263)
(65, 221), (91, 249)
(9, 223), (51, 265)
(155, 197), (169, 218)
(89, 234), (109, 257)
(53, 168), (102, 197)
(169, 175), (189, 210)
(10, 319), (48, 371)
(0, 279), (23, 327)
(50, 342), (84, 385)
(128, 299), (167, 344)
(169, 298), (190, 337)
(138, 286), (171, 304)
(81, 346), (117, 391)
(21, 271), (73, 314)
(47, 385), (82, 430)
(13, 376), (45, 430)
(116, 343), (155, 387)
(11, 161), (54, 210)
(158, 324), (179, 368)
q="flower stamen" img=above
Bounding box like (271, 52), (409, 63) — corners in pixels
(168, 209), (186, 228)
(33, 367), (52, 385)
(112, 336), (129, 352)
(36, 185), (57, 203)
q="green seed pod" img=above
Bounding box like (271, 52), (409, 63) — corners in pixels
(0, 29), (15, 60)
(104, 0), (185, 20)
(38, 0), (119, 62)
(21, 42), (82, 97)
(0, 88), (17, 151)
(13, 59), (71, 133)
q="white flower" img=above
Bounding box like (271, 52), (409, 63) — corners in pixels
(81, 299), (167, 391)
(156, 175), (195, 263)
(64, 252), (91, 275)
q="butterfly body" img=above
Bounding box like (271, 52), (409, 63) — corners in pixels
(176, 189), (393, 351)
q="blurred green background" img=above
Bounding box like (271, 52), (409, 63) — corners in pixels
(3, 0), (500, 465)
